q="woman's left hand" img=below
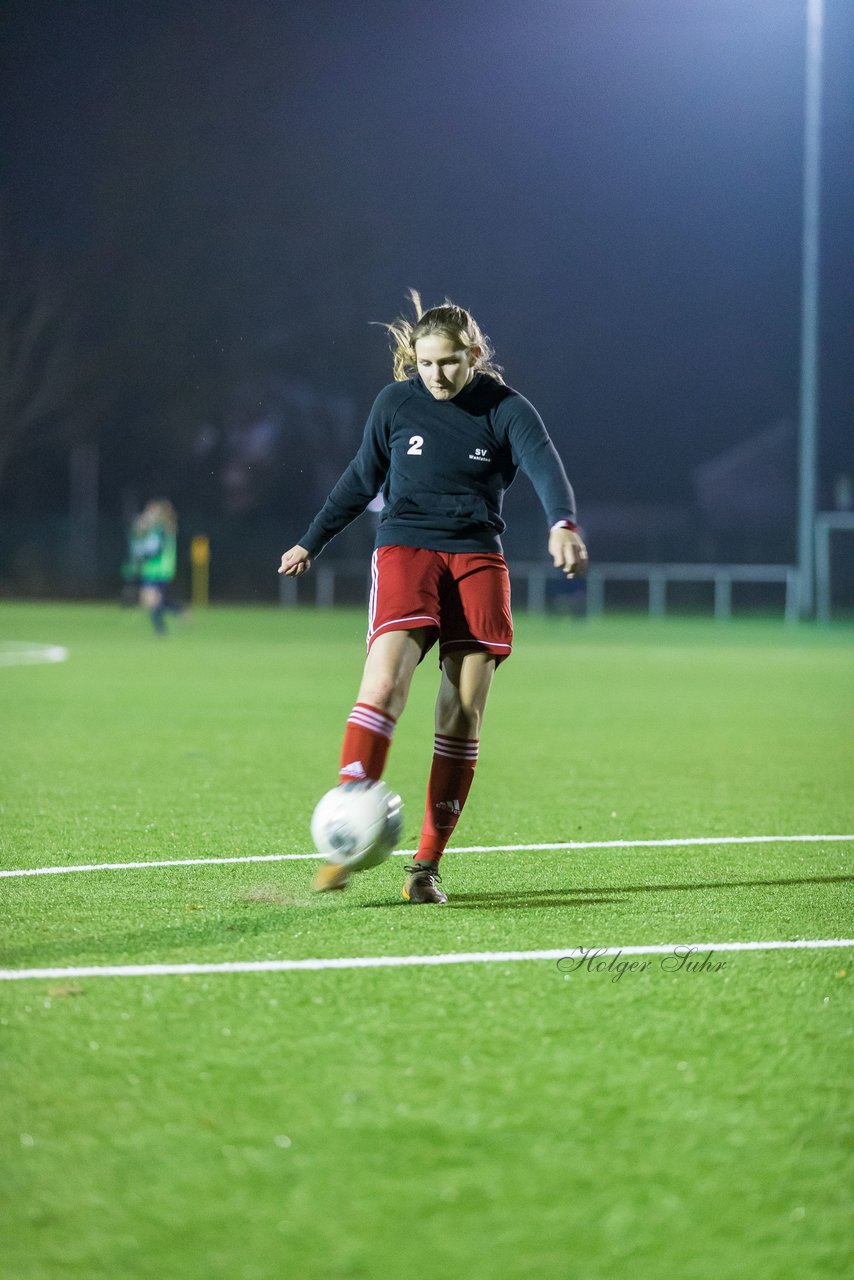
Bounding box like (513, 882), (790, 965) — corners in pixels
(549, 528), (588, 578)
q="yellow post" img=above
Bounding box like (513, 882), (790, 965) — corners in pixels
(190, 535), (210, 607)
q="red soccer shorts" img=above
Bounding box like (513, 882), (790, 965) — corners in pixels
(367, 545), (513, 665)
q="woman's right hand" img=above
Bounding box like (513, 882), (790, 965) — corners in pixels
(278, 545), (312, 576)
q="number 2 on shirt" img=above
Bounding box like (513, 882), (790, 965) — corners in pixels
(407, 435), (424, 456)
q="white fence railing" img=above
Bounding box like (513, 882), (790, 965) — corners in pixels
(581, 562), (800, 622)
(280, 559), (802, 621)
(815, 512), (854, 623)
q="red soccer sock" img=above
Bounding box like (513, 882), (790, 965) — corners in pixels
(338, 702), (396, 783)
(415, 733), (479, 864)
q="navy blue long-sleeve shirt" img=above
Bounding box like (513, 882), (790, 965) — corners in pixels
(298, 373), (576, 557)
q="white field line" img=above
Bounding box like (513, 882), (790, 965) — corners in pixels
(1, 938), (852, 982)
(1, 833), (852, 879)
(0, 641), (68, 667)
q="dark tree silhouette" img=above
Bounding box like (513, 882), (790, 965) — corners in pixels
(0, 213), (79, 495)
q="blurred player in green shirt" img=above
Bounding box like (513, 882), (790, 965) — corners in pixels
(125, 500), (185, 634)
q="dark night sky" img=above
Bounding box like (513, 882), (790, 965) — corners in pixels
(1, 0), (852, 509)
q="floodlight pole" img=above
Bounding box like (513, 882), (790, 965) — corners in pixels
(796, 0), (824, 617)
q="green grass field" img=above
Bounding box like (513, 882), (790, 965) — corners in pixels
(2, 602), (852, 1280)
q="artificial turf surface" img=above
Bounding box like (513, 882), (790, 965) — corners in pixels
(1, 602), (852, 1280)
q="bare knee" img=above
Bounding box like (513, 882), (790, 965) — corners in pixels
(435, 652), (495, 739)
(437, 701), (483, 742)
(358, 669), (404, 714)
(435, 689), (483, 739)
(356, 629), (426, 719)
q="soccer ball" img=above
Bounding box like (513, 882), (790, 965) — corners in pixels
(310, 781), (403, 871)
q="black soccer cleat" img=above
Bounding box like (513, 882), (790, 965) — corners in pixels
(402, 860), (448, 905)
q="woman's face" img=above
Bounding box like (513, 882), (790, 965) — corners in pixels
(414, 333), (478, 400)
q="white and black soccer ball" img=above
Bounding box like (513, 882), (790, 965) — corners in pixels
(310, 781), (403, 871)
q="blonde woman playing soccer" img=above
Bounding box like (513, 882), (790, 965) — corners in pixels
(280, 292), (587, 903)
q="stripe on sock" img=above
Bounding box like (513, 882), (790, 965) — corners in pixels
(434, 733), (479, 762)
(348, 704), (396, 740)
